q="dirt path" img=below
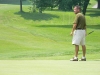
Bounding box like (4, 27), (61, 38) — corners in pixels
(92, 4), (98, 8)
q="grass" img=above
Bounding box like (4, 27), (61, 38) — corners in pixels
(0, 60), (100, 75)
(0, 0), (100, 60)
(0, 1), (100, 75)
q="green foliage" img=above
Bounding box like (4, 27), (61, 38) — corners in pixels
(28, 0), (90, 14)
(58, 0), (90, 15)
(58, 0), (81, 11)
(29, 0), (59, 13)
(58, 0), (73, 11)
(29, 0), (37, 12)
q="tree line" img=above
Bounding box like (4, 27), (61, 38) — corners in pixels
(28, 0), (90, 15)
(0, 0), (99, 15)
(19, 0), (100, 15)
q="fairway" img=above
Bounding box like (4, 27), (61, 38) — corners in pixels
(0, 60), (100, 75)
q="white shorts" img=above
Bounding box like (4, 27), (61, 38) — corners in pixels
(72, 30), (86, 45)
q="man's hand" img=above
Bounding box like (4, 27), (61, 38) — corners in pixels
(70, 32), (73, 36)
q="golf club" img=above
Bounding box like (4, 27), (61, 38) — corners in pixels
(88, 31), (94, 35)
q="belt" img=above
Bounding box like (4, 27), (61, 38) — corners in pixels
(76, 28), (85, 30)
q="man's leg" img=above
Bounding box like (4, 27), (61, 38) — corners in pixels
(82, 45), (86, 57)
(70, 45), (79, 61)
(75, 45), (79, 57)
(79, 45), (86, 61)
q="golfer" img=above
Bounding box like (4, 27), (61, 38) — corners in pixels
(70, 5), (87, 61)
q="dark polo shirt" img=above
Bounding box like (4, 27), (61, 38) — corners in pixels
(73, 13), (86, 29)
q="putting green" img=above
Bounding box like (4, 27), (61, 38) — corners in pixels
(0, 60), (100, 75)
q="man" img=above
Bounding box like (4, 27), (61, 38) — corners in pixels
(70, 5), (87, 61)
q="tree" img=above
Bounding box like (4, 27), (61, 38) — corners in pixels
(29, 0), (59, 13)
(82, 0), (90, 15)
(29, 0), (90, 14)
(20, 0), (23, 12)
(58, 0), (73, 11)
(37, 0), (58, 13)
(58, 0), (89, 12)
(20, 0), (26, 12)
(97, 0), (100, 9)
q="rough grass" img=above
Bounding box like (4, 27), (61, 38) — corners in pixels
(0, 2), (100, 60)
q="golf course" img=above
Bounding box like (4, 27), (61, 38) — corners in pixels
(0, 0), (100, 75)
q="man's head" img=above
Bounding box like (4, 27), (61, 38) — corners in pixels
(73, 5), (81, 14)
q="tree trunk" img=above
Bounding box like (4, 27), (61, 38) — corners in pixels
(98, 0), (100, 9)
(20, 0), (23, 12)
(82, 0), (90, 15)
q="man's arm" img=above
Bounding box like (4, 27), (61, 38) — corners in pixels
(71, 14), (78, 36)
(70, 23), (77, 36)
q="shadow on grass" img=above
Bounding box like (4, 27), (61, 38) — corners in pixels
(14, 12), (59, 21)
(86, 8), (100, 17)
(87, 25), (100, 29)
(35, 25), (72, 28)
(35, 24), (100, 29)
